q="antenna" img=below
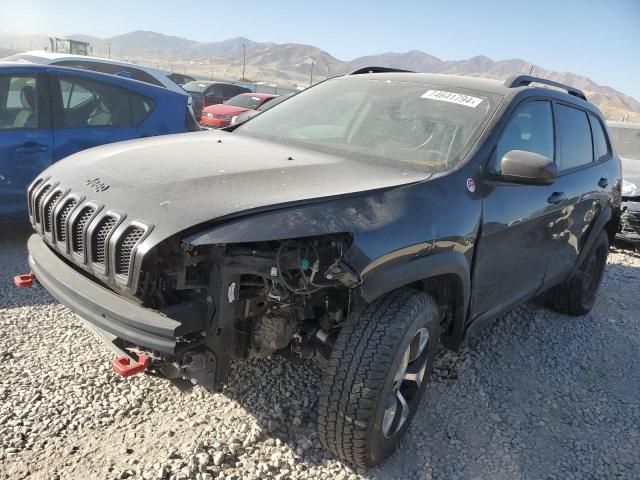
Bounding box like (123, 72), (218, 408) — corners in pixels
(528, 64), (534, 76)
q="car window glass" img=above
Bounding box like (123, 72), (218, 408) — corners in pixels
(494, 101), (554, 170)
(0, 74), (38, 130)
(130, 93), (155, 125)
(239, 78), (501, 172)
(556, 104), (594, 170)
(55, 75), (133, 128)
(589, 114), (610, 161)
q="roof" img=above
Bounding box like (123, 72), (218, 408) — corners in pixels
(2, 50), (170, 76)
(0, 61), (185, 98)
(340, 72), (508, 95)
(339, 71), (594, 107)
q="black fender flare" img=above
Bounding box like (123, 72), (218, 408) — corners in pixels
(571, 205), (612, 277)
(359, 251), (470, 350)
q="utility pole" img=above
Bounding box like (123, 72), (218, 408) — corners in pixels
(309, 60), (315, 87)
(242, 43), (246, 82)
(29, 41), (33, 51)
(106, 41), (111, 59)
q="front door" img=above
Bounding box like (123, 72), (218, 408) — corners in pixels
(0, 71), (53, 221)
(472, 99), (563, 318)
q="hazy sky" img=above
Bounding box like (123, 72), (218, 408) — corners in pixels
(1, 0), (639, 99)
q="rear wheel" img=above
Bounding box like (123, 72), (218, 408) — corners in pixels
(317, 289), (440, 467)
(545, 230), (609, 316)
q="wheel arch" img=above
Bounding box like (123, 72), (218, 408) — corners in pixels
(359, 251), (470, 351)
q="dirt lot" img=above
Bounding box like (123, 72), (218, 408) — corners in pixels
(1, 226), (639, 480)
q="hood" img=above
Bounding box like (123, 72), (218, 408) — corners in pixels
(203, 104), (250, 116)
(39, 130), (429, 247)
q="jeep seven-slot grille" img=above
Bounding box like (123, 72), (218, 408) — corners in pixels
(91, 215), (118, 265)
(56, 198), (77, 242)
(72, 206), (95, 254)
(115, 226), (145, 276)
(28, 178), (151, 288)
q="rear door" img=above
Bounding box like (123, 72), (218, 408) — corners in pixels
(543, 104), (616, 282)
(49, 72), (156, 161)
(472, 99), (563, 317)
(0, 70), (53, 221)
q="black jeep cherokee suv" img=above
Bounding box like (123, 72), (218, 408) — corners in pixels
(24, 71), (621, 467)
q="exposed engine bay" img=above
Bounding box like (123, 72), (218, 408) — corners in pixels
(132, 234), (360, 389)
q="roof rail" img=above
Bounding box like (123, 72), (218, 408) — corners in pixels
(349, 66), (414, 75)
(504, 75), (587, 101)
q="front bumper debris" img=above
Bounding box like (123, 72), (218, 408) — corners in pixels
(616, 200), (640, 243)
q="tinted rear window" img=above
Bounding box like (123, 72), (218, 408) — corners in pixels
(556, 104), (593, 170)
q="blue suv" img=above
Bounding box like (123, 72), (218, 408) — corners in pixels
(0, 62), (199, 222)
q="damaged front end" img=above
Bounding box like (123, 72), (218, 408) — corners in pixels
(132, 233), (360, 389)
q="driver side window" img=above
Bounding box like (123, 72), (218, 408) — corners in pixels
(493, 101), (554, 172)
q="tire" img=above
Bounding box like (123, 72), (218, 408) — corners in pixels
(545, 230), (609, 316)
(317, 288), (440, 468)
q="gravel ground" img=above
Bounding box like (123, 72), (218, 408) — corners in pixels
(1, 226), (639, 480)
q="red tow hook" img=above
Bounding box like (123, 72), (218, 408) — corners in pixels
(112, 353), (150, 377)
(14, 273), (35, 288)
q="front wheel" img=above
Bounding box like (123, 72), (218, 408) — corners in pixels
(317, 289), (440, 467)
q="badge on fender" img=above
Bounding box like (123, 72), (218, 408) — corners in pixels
(466, 178), (476, 193)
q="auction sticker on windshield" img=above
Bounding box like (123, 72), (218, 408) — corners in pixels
(421, 90), (483, 108)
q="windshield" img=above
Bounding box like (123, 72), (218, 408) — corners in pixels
(225, 94), (264, 109)
(236, 77), (501, 172)
(609, 124), (640, 160)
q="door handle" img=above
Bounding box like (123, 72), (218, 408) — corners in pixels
(547, 192), (568, 205)
(16, 143), (49, 154)
(598, 177), (609, 188)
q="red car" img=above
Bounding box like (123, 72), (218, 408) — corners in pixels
(200, 93), (277, 128)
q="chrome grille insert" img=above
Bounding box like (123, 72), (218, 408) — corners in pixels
(71, 206), (96, 254)
(43, 191), (63, 234)
(33, 184), (52, 224)
(115, 226), (145, 276)
(91, 215), (118, 265)
(56, 198), (78, 243)
(28, 178), (43, 218)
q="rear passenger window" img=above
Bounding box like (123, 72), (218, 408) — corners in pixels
(55, 76), (154, 128)
(130, 94), (155, 125)
(589, 114), (610, 161)
(556, 104), (593, 170)
(494, 101), (554, 170)
(0, 74), (38, 130)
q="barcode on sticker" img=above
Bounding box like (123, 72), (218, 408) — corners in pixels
(421, 90), (483, 108)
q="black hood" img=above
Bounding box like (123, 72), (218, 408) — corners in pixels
(40, 130), (430, 246)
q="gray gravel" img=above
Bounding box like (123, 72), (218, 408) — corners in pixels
(1, 227), (639, 480)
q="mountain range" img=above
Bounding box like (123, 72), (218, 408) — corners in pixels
(1, 30), (638, 121)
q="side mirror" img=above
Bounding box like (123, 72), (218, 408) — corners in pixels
(498, 150), (557, 186)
